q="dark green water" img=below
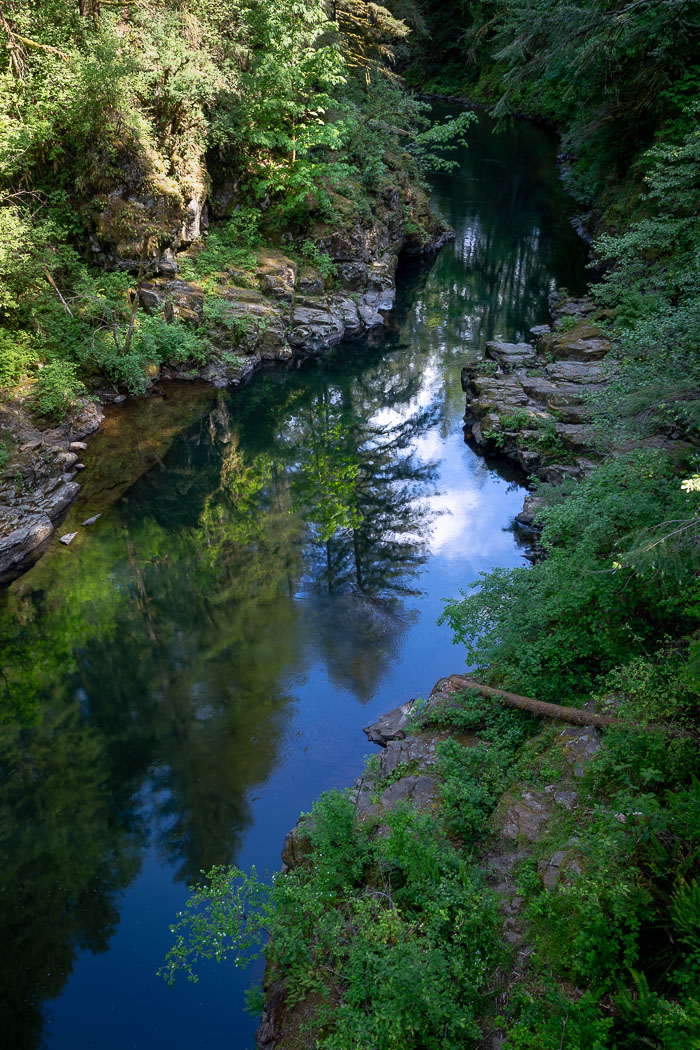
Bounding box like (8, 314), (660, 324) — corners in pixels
(0, 111), (586, 1050)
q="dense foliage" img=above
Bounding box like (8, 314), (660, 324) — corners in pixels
(408, 0), (699, 203)
(2, 0), (698, 1045)
(161, 793), (503, 1050)
(161, 692), (547, 1048)
(0, 0), (468, 404)
(427, 7), (700, 1037)
(441, 449), (700, 701)
(501, 644), (700, 1049)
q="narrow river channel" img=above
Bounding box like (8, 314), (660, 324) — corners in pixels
(0, 110), (587, 1050)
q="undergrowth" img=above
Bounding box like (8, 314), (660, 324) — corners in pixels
(500, 642), (700, 1048)
(160, 790), (503, 1050)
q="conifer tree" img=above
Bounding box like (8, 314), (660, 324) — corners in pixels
(330, 0), (411, 81)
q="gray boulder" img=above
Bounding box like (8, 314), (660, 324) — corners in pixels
(0, 512), (53, 581)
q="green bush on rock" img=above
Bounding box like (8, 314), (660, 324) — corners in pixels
(440, 449), (700, 702)
(160, 790), (502, 1049)
(34, 359), (87, 417)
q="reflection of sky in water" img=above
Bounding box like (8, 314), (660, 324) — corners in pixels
(1, 110), (589, 1050)
(371, 358), (521, 563)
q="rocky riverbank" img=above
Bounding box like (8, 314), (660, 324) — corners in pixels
(462, 292), (610, 531)
(0, 186), (449, 585)
(0, 395), (104, 582)
(143, 181), (450, 389)
(258, 674), (606, 1050)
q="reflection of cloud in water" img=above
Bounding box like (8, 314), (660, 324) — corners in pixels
(426, 485), (521, 561)
(412, 426), (443, 464)
(370, 361), (443, 432)
(302, 592), (419, 705)
(365, 359), (527, 564)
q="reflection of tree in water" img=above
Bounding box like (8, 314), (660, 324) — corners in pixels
(272, 362), (440, 700)
(0, 399), (307, 1046)
(82, 414), (307, 883)
(0, 707), (142, 1050)
(291, 392), (438, 600)
(408, 111), (587, 357)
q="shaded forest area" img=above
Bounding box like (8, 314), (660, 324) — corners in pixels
(0, 0), (467, 410)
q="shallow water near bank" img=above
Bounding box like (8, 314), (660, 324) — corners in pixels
(0, 111), (586, 1050)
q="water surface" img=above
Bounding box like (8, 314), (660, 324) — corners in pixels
(0, 110), (586, 1050)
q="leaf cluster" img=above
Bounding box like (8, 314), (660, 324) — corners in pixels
(440, 450), (700, 701)
(161, 788), (502, 1049)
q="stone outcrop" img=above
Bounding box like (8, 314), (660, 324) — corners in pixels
(279, 676), (477, 880)
(260, 674), (607, 1049)
(362, 699), (415, 745)
(0, 397), (104, 582)
(461, 293), (611, 530)
(138, 187), (450, 388)
(82, 113), (210, 275)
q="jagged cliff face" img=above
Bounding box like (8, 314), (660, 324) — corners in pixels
(84, 123), (210, 275)
(89, 152), (445, 281)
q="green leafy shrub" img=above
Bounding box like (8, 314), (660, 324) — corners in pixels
(201, 297), (250, 340)
(34, 360), (87, 418)
(180, 210), (263, 280)
(503, 988), (613, 1049)
(161, 790), (502, 1049)
(556, 314), (579, 332)
(499, 409), (533, 430)
(583, 648), (700, 794)
(300, 239), (336, 281)
(440, 450), (700, 701)
(0, 328), (38, 387)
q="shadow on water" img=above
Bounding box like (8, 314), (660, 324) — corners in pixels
(0, 108), (587, 1050)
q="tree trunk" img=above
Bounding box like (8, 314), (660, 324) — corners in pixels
(43, 268), (73, 317)
(443, 676), (695, 739)
(446, 675), (619, 729)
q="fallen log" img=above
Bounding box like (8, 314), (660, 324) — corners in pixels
(446, 675), (620, 730)
(443, 676), (696, 741)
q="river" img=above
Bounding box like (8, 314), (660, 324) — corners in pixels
(0, 110), (587, 1050)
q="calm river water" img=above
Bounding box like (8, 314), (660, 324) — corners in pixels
(0, 111), (587, 1050)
